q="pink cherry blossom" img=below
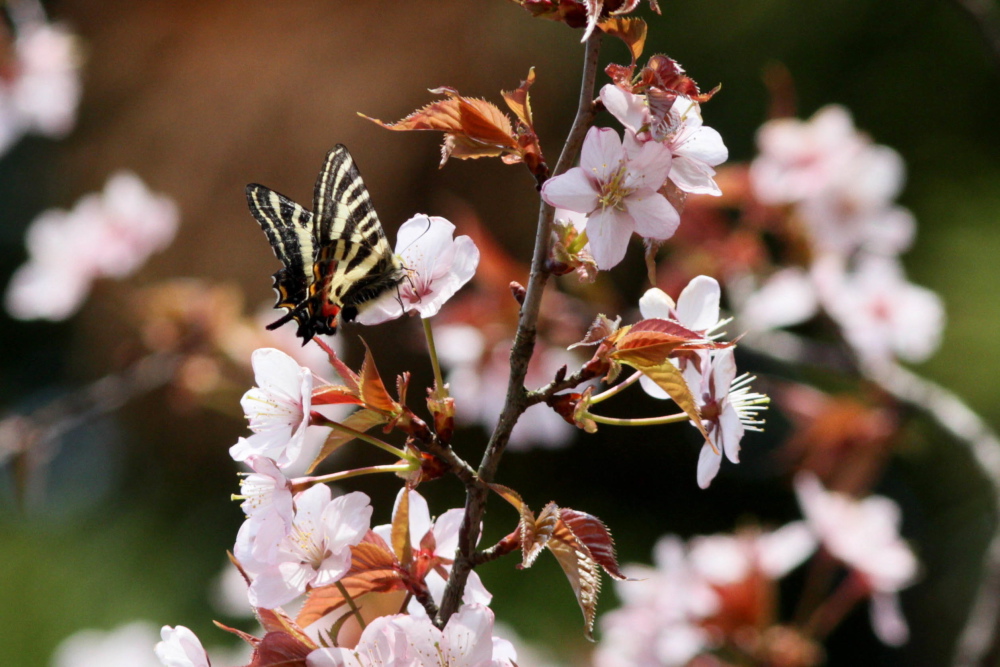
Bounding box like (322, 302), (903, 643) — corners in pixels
(5, 171), (179, 321)
(600, 85), (728, 195)
(815, 254), (945, 365)
(541, 126), (677, 270)
(794, 474), (918, 645)
(355, 215), (479, 325)
(241, 485), (372, 609)
(230, 348), (314, 469)
(153, 626), (210, 667)
(373, 489), (492, 615)
(735, 267), (819, 332)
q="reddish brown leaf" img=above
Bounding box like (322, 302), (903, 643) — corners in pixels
(598, 17), (647, 63)
(358, 340), (400, 414)
(546, 535), (602, 640)
(311, 384), (363, 406)
(523, 501), (561, 568)
(628, 317), (702, 338)
(488, 483), (526, 511)
(307, 409), (388, 473)
(245, 631), (312, 667)
(501, 68), (536, 129)
(213, 620), (259, 647)
(296, 541), (404, 626)
(569, 314), (621, 350)
(558, 509), (627, 580)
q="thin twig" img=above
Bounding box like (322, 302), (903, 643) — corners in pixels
(436, 30), (604, 627)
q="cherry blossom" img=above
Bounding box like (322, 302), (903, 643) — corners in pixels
(600, 85), (728, 195)
(355, 215), (479, 325)
(230, 348), (315, 469)
(372, 489), (492, 615)
(306, 614), (411, 667)
(815, 254), (945, 365)
(5, 171), (179, 321)
(637, 276), (723, 400)
(153, 626), (210, 667)
(239, 485), (372, 609)
(393, 604), (517, 667)
(684, 348), (768, 489)
(734, 267), (819, 332)
(236, 454), (294, 563)
(540, 126), (677, 270)
(794, 474), (918, 645)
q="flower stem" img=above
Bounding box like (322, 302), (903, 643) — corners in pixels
(291, 463), (416, 493)
(589, 370), (642, 404)
(586, 411), (689, 427)
(422, 317), (448, 399)
(335, 580), (366, 631)
(310, 412), (417, 463)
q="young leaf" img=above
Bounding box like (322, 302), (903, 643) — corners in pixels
(358, 340), (400, 414)
(523, 501), (561, 568)
(501, 67), (536, 129)
(546, 536), (602, 640)
(598, 17), (647, 63)
(245, 631), (312, 667)
(558, 509), (628, 580)
(311, 384), (364, 406)
(391, 488), (413, 567)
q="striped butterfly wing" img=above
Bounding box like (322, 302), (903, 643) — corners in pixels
(310, 145), (403, 321)
(245, 184), (317, 317)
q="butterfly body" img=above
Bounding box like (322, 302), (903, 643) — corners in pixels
(246, 145), (405, 341)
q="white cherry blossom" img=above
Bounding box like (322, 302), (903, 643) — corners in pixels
(306, 614), (411, 667)
(394, 604), (517, 667)
(356, 215), (479, 325)
(237, 454), (294, 563)
(230, 348), (314, 469)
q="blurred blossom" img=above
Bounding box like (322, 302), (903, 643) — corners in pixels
(355, 215), (479, 325)
(795, 473), (918, 645)
(0, 20), (81, 156)
(815, 254), (945, 364)
(736, 267), (818, 332)
(372, 489), (492, 616)
(688, 522), (816, 585)
(211, 561), (256, 618)
(600, 85), (727, 196)
(541, 126), (677, 270)
(596, 537), (717, 667)
(437, 324), (576, 450)
(6, 171), (179, 321)
(52, 622), (162, 667)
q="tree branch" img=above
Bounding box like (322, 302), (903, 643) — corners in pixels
(436, 30), (604, 626)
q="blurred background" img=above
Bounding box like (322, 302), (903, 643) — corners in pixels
(1, 0), (999, 665)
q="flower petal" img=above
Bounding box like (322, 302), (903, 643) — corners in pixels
(540, 167), (599, 213)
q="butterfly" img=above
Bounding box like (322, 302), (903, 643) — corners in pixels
(246, 145), (406, 342)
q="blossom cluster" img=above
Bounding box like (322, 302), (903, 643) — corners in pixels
(596, 474), (918, 667)
(0, 11), (81, 158)
(5, 172), (179, 321)
(742, 106), (945, 365)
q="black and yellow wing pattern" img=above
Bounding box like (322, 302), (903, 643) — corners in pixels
(246, 145), (405, 342)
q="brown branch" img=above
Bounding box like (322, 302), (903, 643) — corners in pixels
(436, 30), (604, 626)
